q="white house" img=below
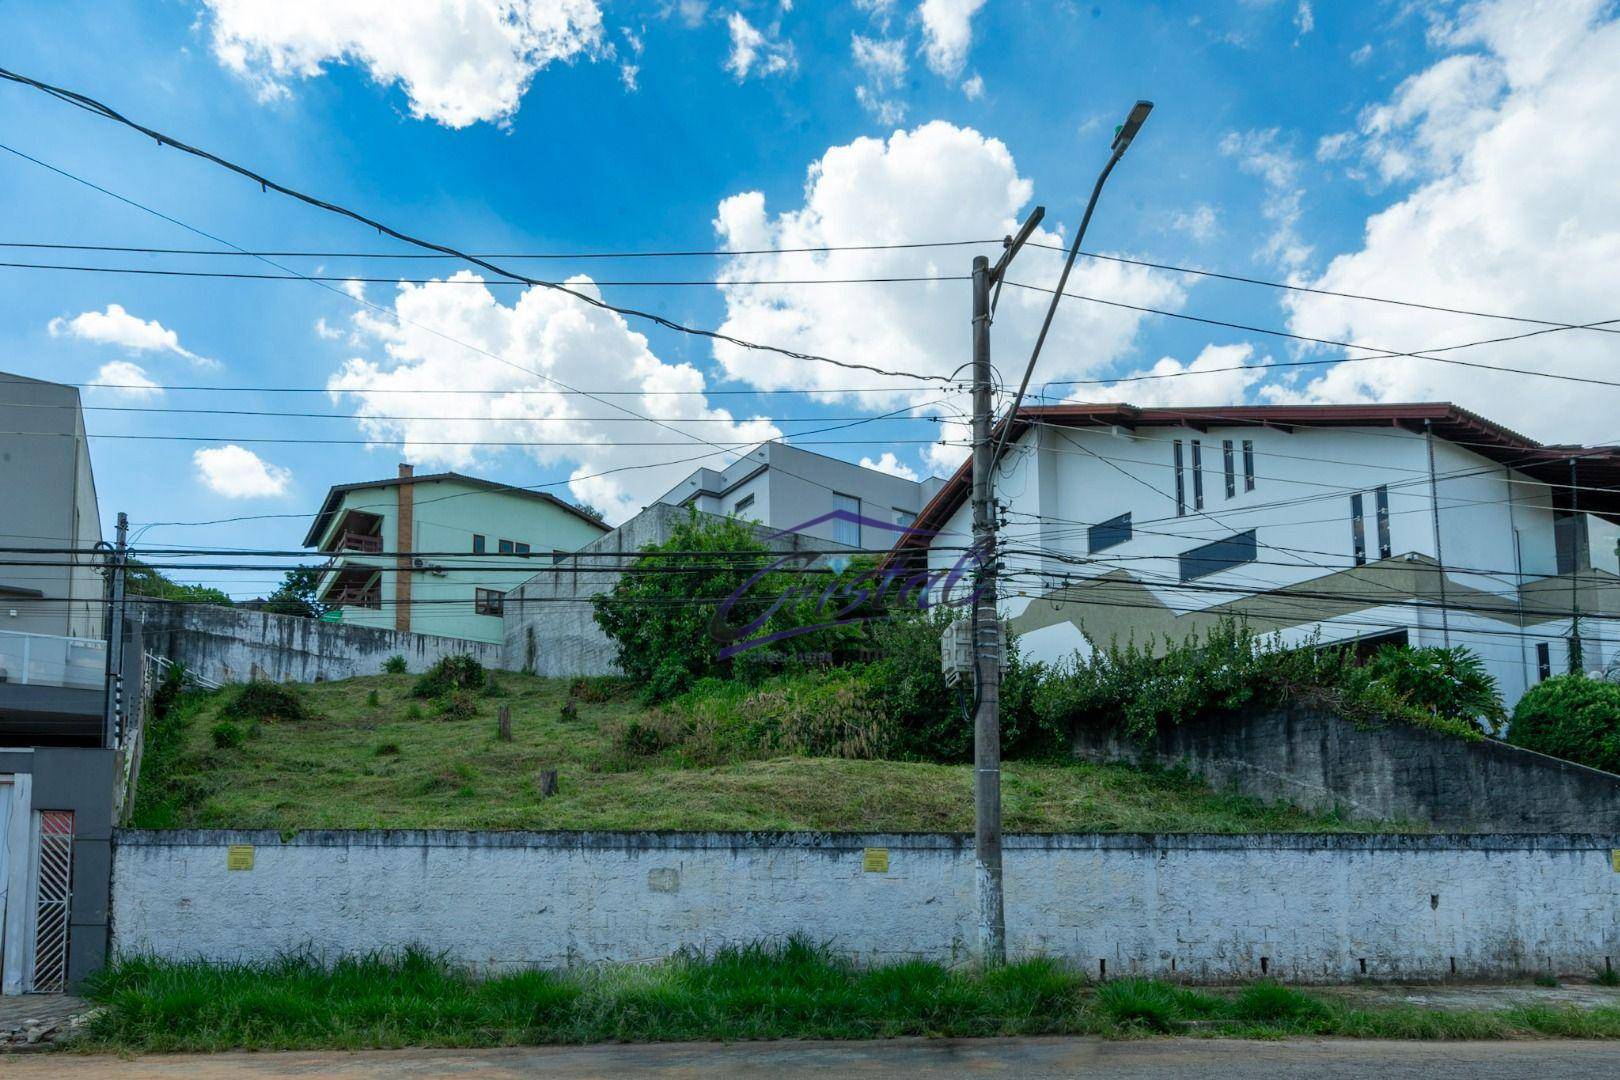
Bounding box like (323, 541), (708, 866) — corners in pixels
(902, 403), (1620, 710)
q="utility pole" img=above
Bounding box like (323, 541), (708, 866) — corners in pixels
(103, 511), (129, 749)
(968, 101), (1153, 967)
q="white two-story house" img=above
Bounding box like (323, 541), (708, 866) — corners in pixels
(903, 403), (1620, 709)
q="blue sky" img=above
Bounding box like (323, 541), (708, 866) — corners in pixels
(2, 0), (1617, 598)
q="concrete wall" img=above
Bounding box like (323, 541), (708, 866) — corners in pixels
(0, 372), (102, 639)
(501, 502), (841, 678)
(1072, 705), (1620, 833)
(136, 601), (503, 685)
(110, 829), (1620, 983)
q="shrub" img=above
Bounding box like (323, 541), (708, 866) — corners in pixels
(436, 689), (478, 722)
(219, 681), (314, 724)
(382, 655), (408, 675)
(411, 655), (486, 699)
(592, 511), (876, 703)
(210, 721), (244, 750)
(569, 676), (630, 703)
(616, 716), (679, 757)
(1230, 980), (1330, 1025)
(1093, 978), (1183, 1032)
(374, 742), (401, 757)
(1365, 645), (1506, 733)
(676, 669), (902, 762)
(1508, 674), (1620, 774)
(366, 689), (381, 708)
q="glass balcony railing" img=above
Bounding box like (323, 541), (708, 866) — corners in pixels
(0, 629), (107, 690)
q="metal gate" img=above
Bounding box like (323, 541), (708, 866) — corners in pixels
(30, 811), (73, 993)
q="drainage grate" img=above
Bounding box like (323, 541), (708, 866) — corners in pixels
(31, 810), (74, 993)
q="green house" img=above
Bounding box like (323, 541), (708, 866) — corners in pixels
(302, 465), (609, 644)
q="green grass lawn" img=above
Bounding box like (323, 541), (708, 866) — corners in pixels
(74, 943), (1620, 1051)
(131, 672), (1399, 833)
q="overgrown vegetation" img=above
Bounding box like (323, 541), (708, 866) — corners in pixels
(411, 654), (487, 699)
(219, 681), (317, 724)
(1364, 645), (1507, 733)
(127, 670), (1378, 832)
(76, 944), (1620, 1052)
(1508, 674), (1620, 773)
(124, 560), (232, 606)
(382, 655), (409, 675)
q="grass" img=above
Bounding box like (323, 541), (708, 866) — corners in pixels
(72, 945), (1620, 1052)
(130, 672), (1400, 833)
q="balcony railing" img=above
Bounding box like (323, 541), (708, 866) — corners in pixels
(0, 629), (107, 690)
(326, 588), (382, 610)
(332, 531), (384, 554)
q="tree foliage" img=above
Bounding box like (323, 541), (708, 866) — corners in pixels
(259, 567), (328, 618)
(1508, 674), (1620, 774)
(125, 560), (233, 606)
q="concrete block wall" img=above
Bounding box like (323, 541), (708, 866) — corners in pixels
(1073, 704), (1620, 833)
(136, 601), (503, 686)
(110, 830), (1620, 983)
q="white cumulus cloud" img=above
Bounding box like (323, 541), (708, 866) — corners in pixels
(918, 0), (986, 78)
(851, 33), (908, 123)
(724, 11), (794, 80)
(193, 445), (293, 498)
(1281, 0), (1620, 443)
(859, 451), (922, 482)
(1220, 128), (1312, 272)
(709, 121), (1186, 475)
(200, 0), (605, 128)
(48, 304), (218, 369)
(325, 272), (780, 523)
(87, 361), (163, 401)
(1090, 343), (1272, 408)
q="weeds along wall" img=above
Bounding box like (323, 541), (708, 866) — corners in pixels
(110, 830), (1620, 983)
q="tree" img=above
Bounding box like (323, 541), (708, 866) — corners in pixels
(259, 566), (328, 619)
(124, 560), (233, 606)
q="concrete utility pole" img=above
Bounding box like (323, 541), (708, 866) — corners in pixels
(969, 101), (1153, 966)
(103, 510), (128, 749)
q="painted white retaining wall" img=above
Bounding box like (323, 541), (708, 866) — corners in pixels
(110, 831), (1620, 983)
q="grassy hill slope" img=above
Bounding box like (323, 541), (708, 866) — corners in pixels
(131, 672), (1400, 833)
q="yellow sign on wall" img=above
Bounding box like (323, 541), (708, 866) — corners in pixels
(227, 844), (255, 871)
(1611, 849), (1620, 873)
(862, 847), (889, 873)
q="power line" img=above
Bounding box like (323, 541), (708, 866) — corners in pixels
(0, 375), (963, 397)
(0, 258), (970, 288)
(0, 69), (953, 385)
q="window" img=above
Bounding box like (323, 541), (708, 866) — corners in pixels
(498, 538), (514, 554)
(1536, 642), (1552, 681)
(551, 549), (567, 565)
(1375, 485), (1392, 559)
(474, 588), (504, 617)
(514, 542), (531, 556)
(1179, 529), (1257, 582)
(1222, 440), (1236, 499)
(893, 507), (914, 528)
(1350, 493), (1367, 566)
(497, 539), (530, 556)
(1191, 440), (1204, 510)
(1089, 512), (1132, 554)
(471, 533), (486, 554)
(1242, 439), (1255, 492)
(1173, 440), (1186, 517)
(832, 493), (860, 547)
(733, 493), (755, 516)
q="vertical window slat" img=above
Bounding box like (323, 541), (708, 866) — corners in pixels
(1350, 493), (1367, 566)
(1222, 439), (1235, 499)
(1172, 440), (1185, 517)
(1242, 439), (1255, 491)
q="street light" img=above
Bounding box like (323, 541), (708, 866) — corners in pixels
(991, 99), (1155, 468)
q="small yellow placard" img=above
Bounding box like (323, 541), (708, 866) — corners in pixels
(1611, 849), (1620, 873)
(227, 844), (255, 871)
(862, 847), (889, 873)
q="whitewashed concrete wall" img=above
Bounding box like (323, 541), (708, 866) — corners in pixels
(111, 831), (1620, 982)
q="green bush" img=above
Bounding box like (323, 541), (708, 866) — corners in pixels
(210, 721), (244, 750)
(592, 511), (875, 703)
(411, 655), (486, 699)
(365, 689), (380, 708)
(219, 681), (315, 724)
(673, 669), (902, 763)
(1365, 645), (1506, 733)
(435, 689), (479, 722)
(382, 655), (408, 675)
(1507, 674), (1620, 773)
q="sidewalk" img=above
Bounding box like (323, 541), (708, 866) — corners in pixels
(13, 1037), (1620, 1078)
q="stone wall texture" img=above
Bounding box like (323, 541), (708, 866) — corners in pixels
(1072, 705), (1620, 833)
(111, 830), (1620, 983)
(136, 602), (503, 685)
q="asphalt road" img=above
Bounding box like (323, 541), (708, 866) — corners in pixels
(16, 1038), (1620, 1078)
